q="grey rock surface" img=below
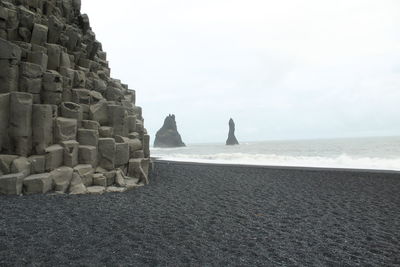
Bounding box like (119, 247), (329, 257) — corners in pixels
(23, 173), (52, 194)
(68, 172), (87, 194)
(154, 114), (185, 148)
(226, 118), (239, 145)
(0, 172), (25, 195)
(0, 0), (150, 196)
(50, 166), (73, 193)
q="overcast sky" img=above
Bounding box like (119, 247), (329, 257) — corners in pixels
(81, 0), (400, 143)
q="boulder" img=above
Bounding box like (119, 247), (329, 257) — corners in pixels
(28, 155), (46, 174)
(0, 172), (25, 195)
(68, 172), (86, 194)
(0, 155), (19, 175)
(125, 177), (141, 190)
(10, 157), (31, 176)
(50, 166), (73, 193)
(92, 173), (107, 187)
(106, 186), (126, 193)
(61, 140), (79, 167)
(86, 186), (105, 195)
(128, 158), (149, 184)
(154, 114), (185, 148)
(23, 173), (53, 194)
(73, 164), (94, 186)
(115, 169), (126, 187)
(103, 171), (116, 186)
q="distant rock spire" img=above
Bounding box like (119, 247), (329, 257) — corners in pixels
(226, 118), (239, 145)
(154, 114), (186, 148)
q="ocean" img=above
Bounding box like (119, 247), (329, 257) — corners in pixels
(151, 136), (400, 171)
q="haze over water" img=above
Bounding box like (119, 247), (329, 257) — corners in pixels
(152, 136), (400, 171)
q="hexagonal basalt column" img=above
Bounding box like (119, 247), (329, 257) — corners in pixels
(0, 38), (21, 93)
(32, 104), (53, 154)
(54, 117), (77, 143)
(9, 92), (33, 157)
(0, 93), (10, 152)
(61, 102), (83, 123)
(98, 138), (115, 171)
(108, 104), (127, 137)
(77, 129), (99, 147)
(61, 140), (79, 168)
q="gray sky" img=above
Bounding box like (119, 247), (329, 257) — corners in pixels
(81, 0), (400, 143)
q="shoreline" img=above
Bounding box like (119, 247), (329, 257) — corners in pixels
(1, 160), (399, 265)
(152, 158), (400, 175)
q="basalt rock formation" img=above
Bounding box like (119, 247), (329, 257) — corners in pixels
(226, 118), (239, 145)
(0, 0), (150, 195)
(154, 114), (185, 148)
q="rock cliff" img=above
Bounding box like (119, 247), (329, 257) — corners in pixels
(0, 0), (150, 195)
(154, 114), (185, 148)
(226, 118), (239, 145)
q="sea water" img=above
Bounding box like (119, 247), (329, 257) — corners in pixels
(151, 136), (400, 171)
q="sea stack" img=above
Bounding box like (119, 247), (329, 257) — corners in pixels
(154, 114), (185, 148)
(0, 0), (150, 195)
(226, 118), (239, 145)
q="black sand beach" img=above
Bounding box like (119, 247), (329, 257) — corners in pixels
(1, 160), (400, 266)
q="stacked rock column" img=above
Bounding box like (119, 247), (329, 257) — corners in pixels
(0, 0), (150, 195)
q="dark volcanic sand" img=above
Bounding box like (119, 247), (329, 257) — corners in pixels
(1, 161), (400, 266)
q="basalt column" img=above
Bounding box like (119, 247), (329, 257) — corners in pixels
(0, 0), (150, 195)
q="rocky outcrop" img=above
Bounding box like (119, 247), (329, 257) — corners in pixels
(226, 118), (239, 145)
(0, 0), (150, 195)
(154, 114), (185, 148)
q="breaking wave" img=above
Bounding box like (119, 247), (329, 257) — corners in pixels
(154, 153), (400, 171)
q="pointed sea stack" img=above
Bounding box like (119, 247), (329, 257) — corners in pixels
(226, 118), (239, 145)
(154, 115), (185, 148)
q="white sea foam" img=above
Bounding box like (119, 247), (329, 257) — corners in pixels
(151, 137), (400, 171)
(153, 152), (400, 171)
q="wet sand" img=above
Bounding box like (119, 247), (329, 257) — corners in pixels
(0, 160), (399, 266)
